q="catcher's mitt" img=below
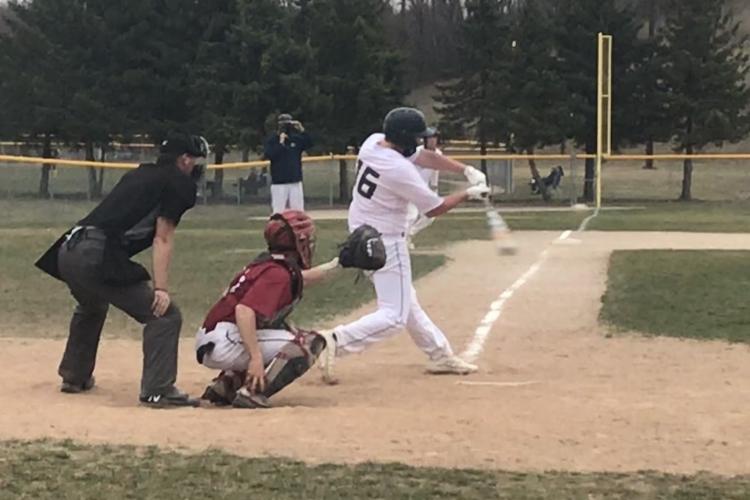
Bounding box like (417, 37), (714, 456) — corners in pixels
(338, 224), (386, 270)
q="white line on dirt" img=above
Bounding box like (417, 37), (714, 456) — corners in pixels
(460, 231), (567, 363)
(456, 380), (540, 387)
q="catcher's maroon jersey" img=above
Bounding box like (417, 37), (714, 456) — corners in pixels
(202, 260), (293, 332)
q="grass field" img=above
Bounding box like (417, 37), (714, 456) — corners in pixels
(2, 198), (750, 333)
(2, 440), (750, 500)
(3, 196), (750, 498)
(0, 214), (452, 335)
(600, 250), (750, 343)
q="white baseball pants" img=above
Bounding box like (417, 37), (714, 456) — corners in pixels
(271, 182), (304, 214)
(333, 236), (453, 360)
(195, 322), (294, 371)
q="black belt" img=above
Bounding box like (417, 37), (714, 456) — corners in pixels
(67, 225), (106, 241)
(64, 225), (106, 250)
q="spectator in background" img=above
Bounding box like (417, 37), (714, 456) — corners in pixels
(264, 113), (313, 213)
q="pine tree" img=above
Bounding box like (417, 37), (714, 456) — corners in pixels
(435, 0), (513, 174)
(190, 0), (242, 200)
(305, 0), (406, 152)
(660, 0), (750, 201)
(0, 0), (113, 198)
(507, 0), (569, 201)
(632, 0), (670, 169)
(555, 0), (642, 202)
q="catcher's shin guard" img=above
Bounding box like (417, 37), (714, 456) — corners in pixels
(262, 329), (326, 398)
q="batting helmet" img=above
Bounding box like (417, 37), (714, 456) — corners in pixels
(264, 210), (316, 269)
(383, 107), (430, 157)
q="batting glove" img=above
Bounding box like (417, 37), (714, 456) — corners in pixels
(466, 184), (490, 200)
(464, 166), (487, 186)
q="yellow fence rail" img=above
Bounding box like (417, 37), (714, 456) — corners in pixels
(4, 152), (750, 172)
(0, 153), (606, 170)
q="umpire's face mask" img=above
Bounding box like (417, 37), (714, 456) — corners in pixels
(188, 136), (210, 182)
(191, 162), (205, 182)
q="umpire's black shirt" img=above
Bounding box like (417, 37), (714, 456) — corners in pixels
(35, 162), (196, 282)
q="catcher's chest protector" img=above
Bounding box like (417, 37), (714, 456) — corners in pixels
(244, 253), (304, 329)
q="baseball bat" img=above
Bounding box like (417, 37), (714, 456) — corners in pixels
(483, 196), (517, 255)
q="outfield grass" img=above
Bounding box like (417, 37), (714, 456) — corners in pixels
(3, 198), (750, 337)
(0, 219), (447, 336)
(600, 250), (750, 343)
(1, 440), (749, 500)
(590, 202), (750, 233)
(2, 198), (750, 232)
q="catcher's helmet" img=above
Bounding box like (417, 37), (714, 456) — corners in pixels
(383, 107), (430, 157)
(264, 210), (316, 269)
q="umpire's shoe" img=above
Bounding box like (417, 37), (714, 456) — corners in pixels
(140, 386), (200, 408)
(60, 376), (96, 394)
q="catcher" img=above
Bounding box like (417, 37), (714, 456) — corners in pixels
(195, 210), (343, 409)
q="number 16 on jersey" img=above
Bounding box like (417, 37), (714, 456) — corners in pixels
(356, 166), (380, 200)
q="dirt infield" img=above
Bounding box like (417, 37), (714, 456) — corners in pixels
(2, 231), (750, 475)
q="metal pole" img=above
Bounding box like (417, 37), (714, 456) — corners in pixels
(569, 152), (576, 207)
(596, 33), (603, 210)
(328, 160), (334, 207)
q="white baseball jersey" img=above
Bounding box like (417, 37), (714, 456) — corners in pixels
(348, 133), (443, 235)
(413, 145), (441, 191)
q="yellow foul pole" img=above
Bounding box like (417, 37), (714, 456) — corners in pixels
(596, 33), (613, 209)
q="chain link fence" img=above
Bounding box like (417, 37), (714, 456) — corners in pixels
(4, 142), (749, 208)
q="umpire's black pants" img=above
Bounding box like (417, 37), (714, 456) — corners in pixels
(56, 230), (181, 397)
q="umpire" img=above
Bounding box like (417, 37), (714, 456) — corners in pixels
(35, 132), (208, 408)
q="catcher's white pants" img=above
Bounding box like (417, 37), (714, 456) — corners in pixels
(271, 182), (304, 214)
(333, 236), (453, 360)
(195, 322), (294, 371)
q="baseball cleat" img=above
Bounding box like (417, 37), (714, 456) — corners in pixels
(201, 380), (233, 406)
(139, 386), (200, 409)
(232, 387), (271, 409)
(60, 376), (96, 394)
(317, 329), (339, 385)
(425, 355), (478, 375)
(201, 371), (243, 406)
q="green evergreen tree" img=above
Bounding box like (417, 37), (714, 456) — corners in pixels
(555, 0), (642, 202)
(435, 0), (513, 174)
(190, 0), (242, 200)
(631, 0), (670, 169)
(660, 0), (750, 200)
(306, 0), (406, 153)
(0, 0), (112, 198)
(507, 0), (569, 201)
